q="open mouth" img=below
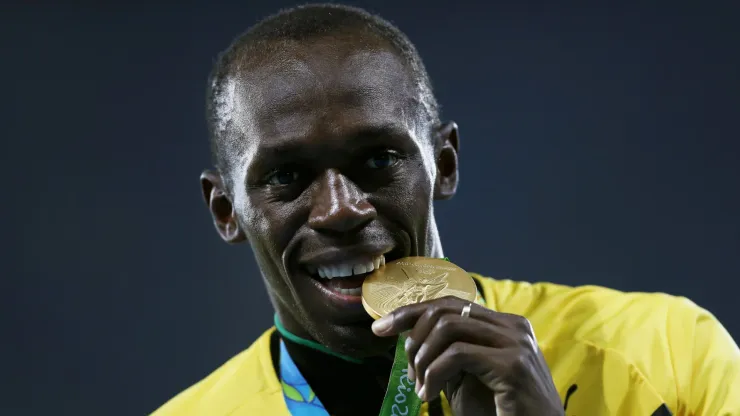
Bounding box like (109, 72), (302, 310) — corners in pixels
(303, 249), (404, 298)
(305, 254), (385, 296)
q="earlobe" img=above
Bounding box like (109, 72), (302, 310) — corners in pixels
(433, 121), (460, 200)
(200, 170), (246, 244)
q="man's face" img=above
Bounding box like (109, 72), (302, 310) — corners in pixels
(202, 37), (459, 356)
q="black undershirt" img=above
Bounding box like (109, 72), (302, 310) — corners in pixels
(269, 280), (484, 416)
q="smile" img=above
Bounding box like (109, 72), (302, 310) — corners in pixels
(305, 254), (386, 296)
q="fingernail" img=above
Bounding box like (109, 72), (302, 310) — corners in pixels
(404, 336), (413, 351)
(407, 364), (415, 381)
(415, 378), (421, 394)
(371, 316), (391, 334)
(417, 385), (426, 401)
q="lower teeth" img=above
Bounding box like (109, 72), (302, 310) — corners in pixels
(337, 287), (362, 296)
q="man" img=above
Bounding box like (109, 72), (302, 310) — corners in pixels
(153, 4), (739, 416)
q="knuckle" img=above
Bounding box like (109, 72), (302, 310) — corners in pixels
(513, 315), (532, 332)
(423, 305), (439, 319)
(510, 351), (532, 375)
(426, 303), (447, 321)
(425, 365), (440, 383)
(441, 294), (459, 303)
(404, 335), (418, 353)
(435, 314), (456, 333)
(516, 333), (535, 348)
(449, 341), (467, 360)
(414, 347), (425, 367)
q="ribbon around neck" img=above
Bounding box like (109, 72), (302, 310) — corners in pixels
(279, 335), (423, 416)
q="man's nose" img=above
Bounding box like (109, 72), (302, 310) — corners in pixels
(308, 169), (377, 234)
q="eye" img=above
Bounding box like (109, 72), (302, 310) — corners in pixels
(365, 151), (399, 169)
(267, 170), (299, 186)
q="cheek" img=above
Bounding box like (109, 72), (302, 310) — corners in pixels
(232, 190), (280, 259)
(233, 190), (269, 236)
(382, 163), (434, 224)
(237, 191), (305, 252)
(403, 166), (433, 200)
(415, 131), (438, 188)
(409, 174), (434, 218)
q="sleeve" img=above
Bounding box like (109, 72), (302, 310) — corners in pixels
(672, 298), (740, 416)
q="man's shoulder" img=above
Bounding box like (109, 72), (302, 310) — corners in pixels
(151, 328), (283, 416)
(474, 275), (738, 413)
(473, 274), (708, 350)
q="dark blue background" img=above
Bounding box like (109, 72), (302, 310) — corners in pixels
(3, 1), (739, 415)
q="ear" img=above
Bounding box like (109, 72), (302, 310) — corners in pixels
(200, 170), (246, 244)
(433, 121), (460, 200)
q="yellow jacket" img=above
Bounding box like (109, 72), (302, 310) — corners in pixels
(152, 275), (740, 415)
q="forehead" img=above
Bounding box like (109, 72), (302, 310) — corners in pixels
(226, 39), (423, 165)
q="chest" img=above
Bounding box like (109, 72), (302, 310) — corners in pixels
(543, 340), (673, 415)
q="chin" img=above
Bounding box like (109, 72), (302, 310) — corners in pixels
(322, 321), (396, 358)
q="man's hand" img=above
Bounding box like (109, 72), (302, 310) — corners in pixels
(371, 296), (563, 416)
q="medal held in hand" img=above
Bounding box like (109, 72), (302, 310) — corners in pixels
(362, 257), (477, 416)
(362, 256), (478, 319)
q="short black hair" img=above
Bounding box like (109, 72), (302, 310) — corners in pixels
(206, 3), (440, 176)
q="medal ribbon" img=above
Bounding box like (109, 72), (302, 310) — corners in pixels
(279, 334), (422, 416)
(378, 334), (423, 416)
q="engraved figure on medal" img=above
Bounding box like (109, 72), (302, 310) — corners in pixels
(363, 257), (478, 318)
(380, 267), (450, 312)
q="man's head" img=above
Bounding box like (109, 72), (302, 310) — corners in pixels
(201, 3), (461, 357)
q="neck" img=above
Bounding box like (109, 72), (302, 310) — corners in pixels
(274, 315), (365, 363)
(273, 330), (394, 416)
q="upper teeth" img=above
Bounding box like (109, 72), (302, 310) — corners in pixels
(312, 255), (386, 279)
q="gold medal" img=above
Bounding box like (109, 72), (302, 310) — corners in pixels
(362, 257), (477, 319)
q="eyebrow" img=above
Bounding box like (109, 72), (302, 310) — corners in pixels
(246, 124), (414, 174)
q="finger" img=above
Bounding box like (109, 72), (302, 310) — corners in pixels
(373, 294), (532, 336)
(372, 295), (487, 336)
(410, 315), (520, 388)
(405, 337), (416, 382)
(403, 301), (452, 382)
(378, 297), (474, 381)
(400, 298), (521, 382)
(419, 342), (516, 402)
